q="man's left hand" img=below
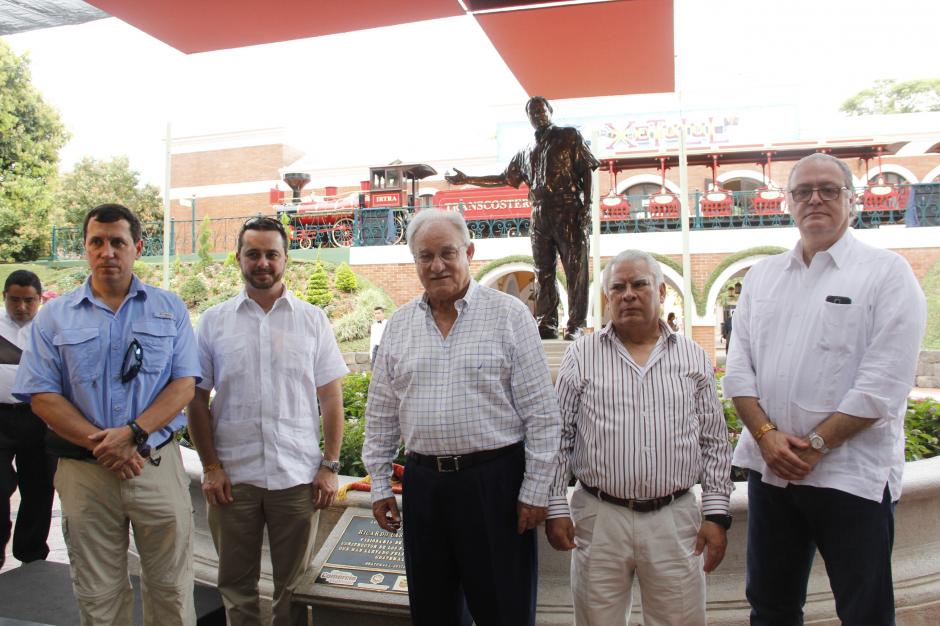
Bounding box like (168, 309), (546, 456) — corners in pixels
(516, 502), (547, 534)
(795, 444), (824, 469)
(694, 520), (728, 572)
(89, 426), (137, 471)
(312, 467), (338, 510)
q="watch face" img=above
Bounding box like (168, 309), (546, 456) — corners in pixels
(809, 433), (824, 450)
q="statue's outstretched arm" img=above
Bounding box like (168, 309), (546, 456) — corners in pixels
(445, 167), (509, 188)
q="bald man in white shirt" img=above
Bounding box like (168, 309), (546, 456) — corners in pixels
(724, 153), (927, 625)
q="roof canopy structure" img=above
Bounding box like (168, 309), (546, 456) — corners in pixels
(2, 0), (675, 101)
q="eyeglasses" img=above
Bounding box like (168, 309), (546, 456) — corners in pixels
(788, 186), (850, 203)
(121, 338), (143, 383)
(414, 246), (464, 265)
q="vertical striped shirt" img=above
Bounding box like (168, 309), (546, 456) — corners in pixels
(548, 321), (733, 518)
(362, 279), (561, 506)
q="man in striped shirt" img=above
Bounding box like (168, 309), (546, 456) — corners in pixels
(546, 249), (733, 626)
(363, 209), (560, 626)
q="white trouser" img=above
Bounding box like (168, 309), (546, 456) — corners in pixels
(570, 486), (706, 626)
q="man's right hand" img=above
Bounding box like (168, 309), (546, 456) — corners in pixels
(545, 517), (576, 551)
(111, 451), (144, 480)
(372, 496), (401, 533)
(203, 468), (234, 506)
(445, 168), (468, 185)
(758, 429), (811, 480)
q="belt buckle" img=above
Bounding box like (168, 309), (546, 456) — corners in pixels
(436, 456), (460, 472)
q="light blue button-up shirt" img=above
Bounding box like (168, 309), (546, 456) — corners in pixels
(13, 275), (201, 448)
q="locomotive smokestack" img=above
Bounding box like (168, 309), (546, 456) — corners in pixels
(283, 172), (311, 203)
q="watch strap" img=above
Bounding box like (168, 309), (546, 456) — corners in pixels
(704, 514), (733, 530)
(127, 420), (148, 447)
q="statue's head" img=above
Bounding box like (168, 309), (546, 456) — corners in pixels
(526, 96), (553, 130)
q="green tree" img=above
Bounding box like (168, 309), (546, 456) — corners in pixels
(334, 262), (358, 293)
(840, 79), (940, 116)
(305, 261), (333, 308)
(0, 40), (68, 261)
(197, 215), (213, 268)
(52, 155), (163, 226)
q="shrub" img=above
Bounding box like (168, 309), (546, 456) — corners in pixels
(332, 287), (395, 342)
(179, 275), (209, 308)
(197, 216), (213, 269)
(305, 261), (332, 308)
(334, 262), (359, 293)
(224, 251), (237, 267)
(906, 398), (940, 461)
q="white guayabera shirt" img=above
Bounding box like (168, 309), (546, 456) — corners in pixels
(724, 230), (926, 502)
(195, 289), (349, 490)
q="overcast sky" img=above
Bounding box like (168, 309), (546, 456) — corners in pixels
(5, 0), (940, 187)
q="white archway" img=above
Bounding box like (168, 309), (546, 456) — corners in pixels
(865, 164), (919, 184)
(922, 165), (940, 183)
(703, 255), (777, 325)
(717, 169), (771, 187)
(477, 261), (568, 326)
(616, 174), (680, 194)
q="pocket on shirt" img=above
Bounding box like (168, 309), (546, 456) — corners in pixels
(132, 321), (177, 374)
(53, 328), (100, 383)
(794, 303), (864, 410)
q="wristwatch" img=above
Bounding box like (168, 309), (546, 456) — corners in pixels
(704, 514), (733, 530)
(807, 431), (830, 454)
(127, 420), (148, 448)
(320, 459), (341, 473)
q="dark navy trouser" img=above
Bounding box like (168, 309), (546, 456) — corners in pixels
(746, 471), (896, 626)
(402, 445), (537, 626)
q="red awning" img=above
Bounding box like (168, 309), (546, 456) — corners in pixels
(83, 0), (675, 100)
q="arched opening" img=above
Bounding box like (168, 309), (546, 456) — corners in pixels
(477, 261), (568, 324)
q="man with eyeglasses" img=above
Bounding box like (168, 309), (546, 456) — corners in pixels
(724, 153), (927, 625)
(187, 216), (347, 625)
(363, 209), (560, 626)
(14, 204), (201, 625)
(1, 270), (56, 571)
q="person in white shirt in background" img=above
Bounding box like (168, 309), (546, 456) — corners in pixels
(369, 306), (386, 365)
(187, 216), (348, 626)
(0, 270), (56, 570)
(724, 153), (927, 625)
(546, 250), (732, 626)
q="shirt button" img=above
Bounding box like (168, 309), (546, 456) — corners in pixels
(112, 345), (119, 351)
(113, 405), (122, 412)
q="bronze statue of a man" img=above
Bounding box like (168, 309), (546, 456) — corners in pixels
(446, 96), (598, 340)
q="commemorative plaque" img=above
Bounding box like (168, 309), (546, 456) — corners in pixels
(314, 510), (407, 595)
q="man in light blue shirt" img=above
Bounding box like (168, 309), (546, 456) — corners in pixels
(14, 204), (201, 625)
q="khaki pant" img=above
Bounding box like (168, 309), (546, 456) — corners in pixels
(56, 441), (196, 626)
(570, 487), (706, 626)
(208, 482), (318, 626)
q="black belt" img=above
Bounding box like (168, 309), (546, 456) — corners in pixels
(408, 442), (522, 473)
(581, 484), (689, 513)
(0, 402), (29, 410)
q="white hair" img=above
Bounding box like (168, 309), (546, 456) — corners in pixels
(406, 209), (471, 254)
(602, 249), (664, 294)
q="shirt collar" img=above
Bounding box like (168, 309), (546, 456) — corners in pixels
(72, 274), (147, 308)
(786, 228), (855, 270)
(598, 319), (677, 347)
(236, 285), (295, 312)
(418, 279), (478, 312)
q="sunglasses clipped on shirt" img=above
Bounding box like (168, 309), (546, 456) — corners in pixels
(121, 338), (143, 383)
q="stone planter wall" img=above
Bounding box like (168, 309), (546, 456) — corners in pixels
(916, 350), (940, 388)
(178, 448), (940, 624)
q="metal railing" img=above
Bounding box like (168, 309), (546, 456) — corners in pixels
(50, 184), (940, 260)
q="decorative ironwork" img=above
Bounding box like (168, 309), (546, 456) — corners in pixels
(48, 184), (940, 260)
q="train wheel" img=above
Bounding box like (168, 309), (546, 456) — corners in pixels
(331, 218), (355, 247)
(391, 216), (405, 245)
(298, 234), (314, 249)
